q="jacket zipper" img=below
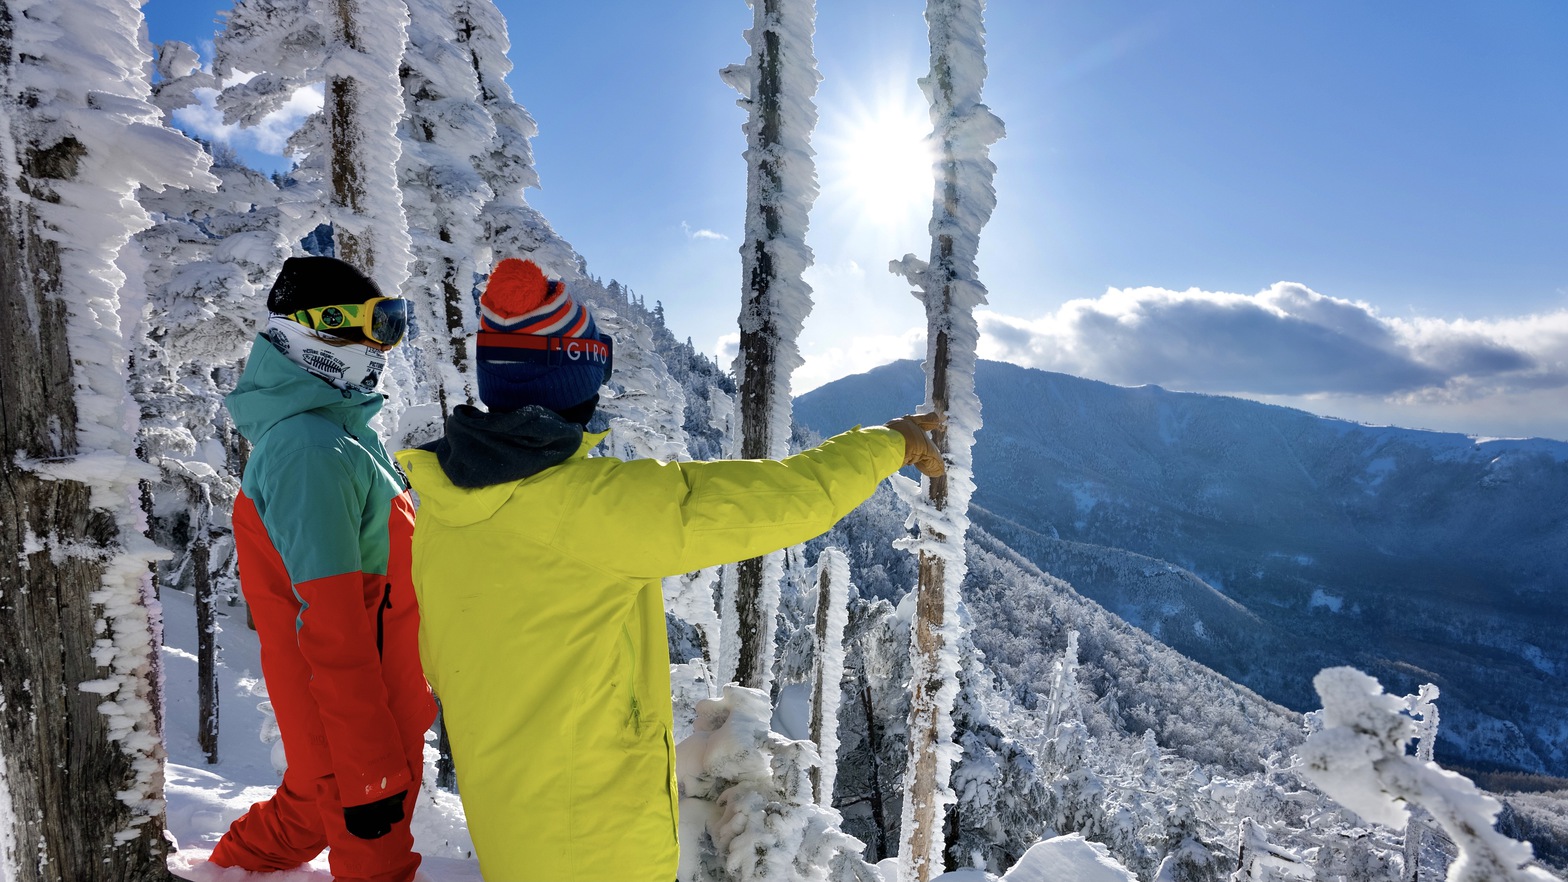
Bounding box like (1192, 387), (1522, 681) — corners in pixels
(376, 583), (392, 658)
(622, 624), (642, 735)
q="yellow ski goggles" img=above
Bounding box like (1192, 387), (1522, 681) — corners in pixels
(289, 297), (410, 346)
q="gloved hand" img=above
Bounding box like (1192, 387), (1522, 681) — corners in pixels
(885, 412), (946, 477)
(343, 791), (407, 840)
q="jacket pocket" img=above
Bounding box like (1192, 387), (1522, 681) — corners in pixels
(664, 727), (679, 844)
(375, 582), (393, 658)
(622, 623), (643, 737)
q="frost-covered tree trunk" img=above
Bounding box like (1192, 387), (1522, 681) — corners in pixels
(0, 1), (214, 877)
(720, 0), (820, 692)
(193, 492), (220, 761)
(327, 0), (410, 281)
(887, 0), (1003, 878)
(398, 0), (495, 425)
(1231, 819), (1313, 881)
(325, 0), (414, 432)
(1403, 684), (1441, 882)
(466, 0), (572, 279)
(810, 548), (850, 806)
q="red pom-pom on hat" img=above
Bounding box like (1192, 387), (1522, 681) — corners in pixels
(481, 258), (551, 320)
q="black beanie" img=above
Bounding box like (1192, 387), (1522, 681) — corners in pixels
(266, 256), (384, 314)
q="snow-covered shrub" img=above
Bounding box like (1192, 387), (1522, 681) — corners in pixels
(677, 685), (877, 882)
(1300, 666), (1557, 882)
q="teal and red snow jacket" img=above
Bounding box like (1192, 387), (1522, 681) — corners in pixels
(226, 335), (435, 807)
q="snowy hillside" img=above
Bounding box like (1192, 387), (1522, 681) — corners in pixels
(795, 359), (1568, 779)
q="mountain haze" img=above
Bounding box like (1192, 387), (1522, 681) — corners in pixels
(795, 359), (1568, 777)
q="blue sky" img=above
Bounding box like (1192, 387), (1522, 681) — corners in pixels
(145, 1), (1568, 440)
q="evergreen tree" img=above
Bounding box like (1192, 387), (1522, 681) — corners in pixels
(0, 1), (215, 876)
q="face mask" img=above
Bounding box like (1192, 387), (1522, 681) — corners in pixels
(265, 314), (389, 395)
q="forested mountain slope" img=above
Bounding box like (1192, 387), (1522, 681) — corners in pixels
(795, 359), (1568, 777)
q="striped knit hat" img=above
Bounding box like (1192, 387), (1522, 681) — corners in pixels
(476, 258), (613, 414)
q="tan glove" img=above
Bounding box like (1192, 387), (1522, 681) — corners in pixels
(885, 412), (946, 477)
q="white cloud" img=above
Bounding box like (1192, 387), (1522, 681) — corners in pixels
(976, 282), (1568, 401)
(682, 222), (728, 241)
(802, 259), (868, 287)
(792, 326), (926, 394)
(172, 80), (323, 158)
(714, 332), (740, 369)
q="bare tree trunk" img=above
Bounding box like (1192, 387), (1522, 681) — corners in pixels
(859, 677), (890, 861)
(193, 488), (220, 764)
(434, 707), (459, 792)
(0, 23), (173, 874)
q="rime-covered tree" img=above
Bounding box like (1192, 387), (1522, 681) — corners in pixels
(1403, 683), (1442, 882)
(719, 0), (821, 691)
(887, 0), (1004, 877)
(810, 547), (852, 806)
(1300, 667), (1556, 882)
(397, 0), (497, 424)
(1230, 818), (1312, 882)
(212, 0), (415, 432)
(134, 41), (316, 763)
(0, 0), (215, 877)
(464, 0), (569, 274)
(677, 686), (879, 882)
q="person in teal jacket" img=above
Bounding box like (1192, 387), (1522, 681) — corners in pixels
(396, 258), (942, 881)
(214, 257), (436, 882)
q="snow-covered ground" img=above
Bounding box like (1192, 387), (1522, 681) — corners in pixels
(160, 584), (1144, 882)
(160, 586), (480, 882)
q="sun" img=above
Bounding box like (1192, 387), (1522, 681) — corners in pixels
(820, 93), (935, 230)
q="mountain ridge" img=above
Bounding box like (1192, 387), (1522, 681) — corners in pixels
(795, 358), (1568, 776)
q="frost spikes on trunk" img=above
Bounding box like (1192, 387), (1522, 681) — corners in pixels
(1402, 683), (1440, 882)
(890, 0), (1003, 879)
(809, 547), (851, 806)
(397, 0), (502, 424)
(1, 1), (214, 876)
(722, 0), (820, 692)
(0, 143), (172, 882)
(325, 0), (414, 435)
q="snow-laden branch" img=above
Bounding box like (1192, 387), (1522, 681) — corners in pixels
(1300, 667), (1556, 882)
(677, 685), (874, 882)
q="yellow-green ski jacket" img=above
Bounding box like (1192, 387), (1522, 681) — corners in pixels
(396, 406), (905, 882)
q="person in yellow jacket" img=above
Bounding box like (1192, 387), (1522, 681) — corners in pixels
(395, 259), (943, 881)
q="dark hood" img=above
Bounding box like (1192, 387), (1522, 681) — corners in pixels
(419, 404), (584, 489)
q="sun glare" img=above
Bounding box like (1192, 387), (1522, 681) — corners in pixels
(822, 97), (935, 230)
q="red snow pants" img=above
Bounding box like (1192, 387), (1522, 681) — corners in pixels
(213, 494), (433, 882)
